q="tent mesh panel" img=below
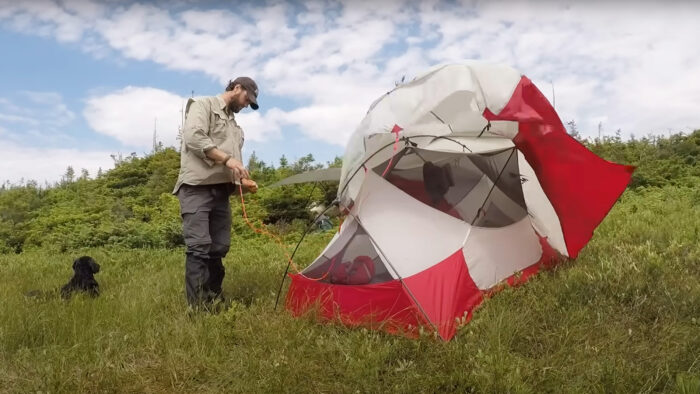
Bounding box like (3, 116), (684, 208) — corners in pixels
(373, 147), (528, 227)
(302, 225), (394, 285)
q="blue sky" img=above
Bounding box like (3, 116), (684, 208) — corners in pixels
(1, 0), (699, 185)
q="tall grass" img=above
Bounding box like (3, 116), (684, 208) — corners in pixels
(1, 185), (698, 393)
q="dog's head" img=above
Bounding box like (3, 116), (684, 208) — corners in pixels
(73, 256), (100, 276)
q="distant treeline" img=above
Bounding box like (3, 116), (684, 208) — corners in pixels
(0, 149), (340, 254)
(0, 130), (698, 254)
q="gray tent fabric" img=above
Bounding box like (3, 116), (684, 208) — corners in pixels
(270, 167), (342, 187)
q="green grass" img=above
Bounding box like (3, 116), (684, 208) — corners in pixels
(1, 185), (699, 393)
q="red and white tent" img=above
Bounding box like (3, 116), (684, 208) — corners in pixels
(285, 62), (634, 341)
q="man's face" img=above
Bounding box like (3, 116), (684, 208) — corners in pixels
(227, 85), (252, 113)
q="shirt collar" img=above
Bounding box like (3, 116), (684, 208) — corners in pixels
(216, 95), (231, 118)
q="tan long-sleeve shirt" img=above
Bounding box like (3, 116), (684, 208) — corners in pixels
(172, 95), (245, 194)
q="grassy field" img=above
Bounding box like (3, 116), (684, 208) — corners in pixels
(1, 185), (699, 393)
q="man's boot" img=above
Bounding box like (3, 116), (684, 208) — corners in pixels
(206, 257), (226, 302)
(185, 252), (211, 306)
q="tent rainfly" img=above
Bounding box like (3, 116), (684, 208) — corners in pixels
(284, 61), (634, 341)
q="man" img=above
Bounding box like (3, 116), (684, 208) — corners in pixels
(173, 76), (259, 307)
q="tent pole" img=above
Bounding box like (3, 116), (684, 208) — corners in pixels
(273, 182), (317, 310)
(273, 193), (339, 311)
(470, 148), (517, 225)
(338, 134), (474, 198)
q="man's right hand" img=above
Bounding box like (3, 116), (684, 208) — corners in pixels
(225, 158), (249, 179)
(241, 178), (258, 194)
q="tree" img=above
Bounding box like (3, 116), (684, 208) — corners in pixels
(292, 154), (322, 173)
(62, 166), (75, 184)
(248, 151), (264, 173)
(566, 120), (582, 141)
(327, 156), (343, 168)
(279, 155), (289, 168)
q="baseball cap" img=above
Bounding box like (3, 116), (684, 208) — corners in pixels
(232, 76), (259, 110)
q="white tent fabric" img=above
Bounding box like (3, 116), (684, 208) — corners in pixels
(463, 217), (542, 290)
(517, 151), (568, 255)
(338, 62), (521, 207)
(355, 170), (470, 278)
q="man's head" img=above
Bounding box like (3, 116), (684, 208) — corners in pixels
(225, 76), (259, 113)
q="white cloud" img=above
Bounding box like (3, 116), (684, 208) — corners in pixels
(236, 108), (284, 143)
(0, 90), (117, 185)
(1, 0), (699, 146)
(0, 141), (114, 186)
(0, 113), (40, 126)
(179, 9), (245, 36)
(81, 87), (290, 149)
(282, 104), (368, 146)
(23, 91), (76, 125)
(417, 0), (700, 137)
(83, 86), (184, 149)
(0, 0), (91, 42)
(0, 91), (76, 144)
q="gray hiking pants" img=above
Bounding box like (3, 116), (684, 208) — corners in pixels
(177, 183), (236, 306)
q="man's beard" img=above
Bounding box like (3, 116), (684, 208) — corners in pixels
(227, 101), (242, 113)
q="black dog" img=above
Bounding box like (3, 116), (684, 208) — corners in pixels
(25, 256), (101, 300)
(60, 256), (100, 299)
